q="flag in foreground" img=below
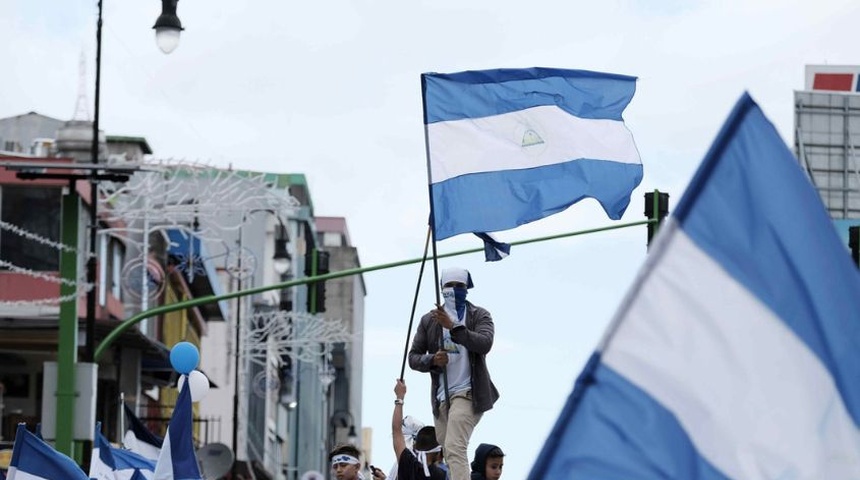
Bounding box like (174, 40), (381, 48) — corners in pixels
(7, 424), (88, 480)
(528, 93), (860, 479)
(153, 379), (201, 480)
(422, 67), (642, 241)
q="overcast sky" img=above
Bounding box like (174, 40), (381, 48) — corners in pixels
(3, 0), (859, 478)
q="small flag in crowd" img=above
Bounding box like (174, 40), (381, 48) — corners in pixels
(152, 379), (202, 480)
(123, 403), (163, 461)
(422, 67), (642, 260)
(113, 448), (156, 478)
(7, 424), (88, 480)
(528, 94), (860, 479)
(90, 422), (156, 480)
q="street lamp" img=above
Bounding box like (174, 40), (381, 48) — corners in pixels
(153, 0), (184, 54)
(86, 0), (184, 368)
(273, 224), (292, 275)
(329, 410), (358, 446)
(76, 0), (184, 462)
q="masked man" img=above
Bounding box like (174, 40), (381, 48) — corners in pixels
(408, 267), (499, 480)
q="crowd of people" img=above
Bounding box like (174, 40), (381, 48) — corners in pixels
(329, 267), (504, 480)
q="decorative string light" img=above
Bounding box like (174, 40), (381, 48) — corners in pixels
(0, 290), (90, 307)
(0, 220), (93, 257)
(99, 160), (300, 250)
(0, 259), (92, 288)
(242, 311), (354, 365)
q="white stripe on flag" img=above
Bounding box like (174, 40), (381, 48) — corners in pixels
(427, 105), (640, 184)
(604, 221), (860, 479)
(6, 469), (50, 480)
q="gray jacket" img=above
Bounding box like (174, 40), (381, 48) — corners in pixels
(408, 301), (500, 417)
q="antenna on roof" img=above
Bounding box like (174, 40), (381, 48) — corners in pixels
(72, 49), (91, 121)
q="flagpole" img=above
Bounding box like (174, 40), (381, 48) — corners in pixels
(120, 392), (126, 448)
(398, 226), (432, 380)
(420, 72), (451, 409)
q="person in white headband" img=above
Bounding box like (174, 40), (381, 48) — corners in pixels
(389, 379), (447, 480)
(329, 444), (364, 480)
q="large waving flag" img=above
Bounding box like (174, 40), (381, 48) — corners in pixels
(6, 424), (88, 480)
(528, 93), (860, 479)
(422, 67), (642, 245)
(152, 380), (201, 480)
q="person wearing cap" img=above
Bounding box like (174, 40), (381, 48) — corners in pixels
(408, 267), (499, 480)
(390, 379), (447, 480)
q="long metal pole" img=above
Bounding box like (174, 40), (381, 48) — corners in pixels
(56, 182), (81, 456)
(81, 0), (104, 467)
(95, 219), (653, 361)
(87, 0), (103, 363)
(231, 226), (243, 475)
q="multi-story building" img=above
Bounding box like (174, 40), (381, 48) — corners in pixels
(0, 111), (366, 480)
(0, 113), (227, 452)
(794, 65), (860, 253)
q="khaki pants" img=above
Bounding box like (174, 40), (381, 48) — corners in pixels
(434, 390), (483, 480)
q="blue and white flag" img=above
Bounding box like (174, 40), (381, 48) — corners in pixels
(112, 448), (155, 479)
(122, 404), (162, 461)
(91, 422), (156, 480)
(422, 67), (642, 242)
(7, 424), (88, 480)
(152, 380), (201, 480)
(473, 232), (510, 262)
(90, 423), (118, 480)
(528, 93), (860, 479)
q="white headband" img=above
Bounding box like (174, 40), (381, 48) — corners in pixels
(413, 445), (442, 477)
(331, 454), (360, 466)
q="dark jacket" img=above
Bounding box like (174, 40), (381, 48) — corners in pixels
(408, 301), (499, 417)
(470, 443), (502, 480)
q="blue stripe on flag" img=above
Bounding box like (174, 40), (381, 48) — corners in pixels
(9, 424), (88, 480)
(431, 159), (642, 239)
(113, 447), (156, 472)
(153, 378), (202, 480)
(674, 93), (860, 425)
(422, 68), (637, 123)
(529, 354), (728, 479)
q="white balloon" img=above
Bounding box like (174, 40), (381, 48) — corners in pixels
(177, 370), (210, 402)
(188, 370), (210, 401)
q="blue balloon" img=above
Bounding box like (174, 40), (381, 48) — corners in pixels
(170, 342), (199, 374)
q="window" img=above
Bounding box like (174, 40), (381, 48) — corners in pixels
(0, 186), (62, 271)
(99, 235), (126, 305)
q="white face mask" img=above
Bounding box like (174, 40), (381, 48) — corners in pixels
(441, 287), (458, 318)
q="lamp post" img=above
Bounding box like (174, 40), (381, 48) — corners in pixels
(329, 410), (358, 448)
(231, 210), (291, 475)
(76, 0), (183, 462)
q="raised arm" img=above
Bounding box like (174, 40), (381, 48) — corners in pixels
(392, 379), (407, 460)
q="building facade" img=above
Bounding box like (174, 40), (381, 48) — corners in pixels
(794, 65), (860, 254)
